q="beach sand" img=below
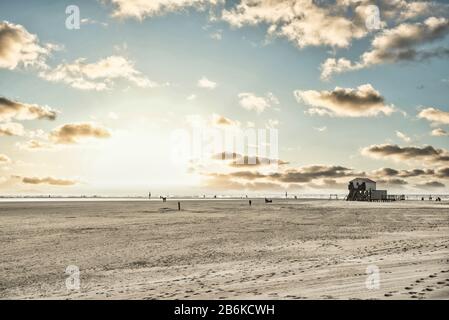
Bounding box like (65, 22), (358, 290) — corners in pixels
(0, 199), (448, 300)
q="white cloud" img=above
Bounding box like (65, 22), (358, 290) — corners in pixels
(314, 126), (327, 132)
(266, 119), (279, 129)
(209, 30), (222, 40)
(105, 0), (222, 20)
(431, 128), (449, 137)
(187, 94), (197, 100)
(396, 131), (411, 143)
(197, 76), (217, 89)
(0, 21), (54, 70)
(0, 122), (25, 136)
(39, 55), (157, 91)
(418, 107), (449, 125)
(108, 112), (119, 120)
(238, 92), (279, 113)
(81, 18), (108, 27)
(222, 0), (367, 49)
(0, 154), (11, 164)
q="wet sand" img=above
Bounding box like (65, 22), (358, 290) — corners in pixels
(0, 200), (448, 300)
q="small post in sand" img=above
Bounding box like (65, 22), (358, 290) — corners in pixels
(178, 202), (181, 211)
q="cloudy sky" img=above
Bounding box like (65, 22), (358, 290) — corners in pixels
(1, 0), (449, 196)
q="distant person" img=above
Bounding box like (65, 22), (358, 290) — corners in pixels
(249, 200), (252, 206)
(149, 192), (151, 199)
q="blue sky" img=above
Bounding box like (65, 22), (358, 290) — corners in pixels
(1, 0), (449, 196)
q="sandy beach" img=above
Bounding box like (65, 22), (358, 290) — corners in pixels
(0, 199), (448, 300)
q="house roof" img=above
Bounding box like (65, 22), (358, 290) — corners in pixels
(350, 178), (376, 183)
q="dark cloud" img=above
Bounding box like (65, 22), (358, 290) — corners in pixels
(212, 152), (288, 167)
(295, 84), (395, 117)
(415, 181), (446, 189)
(436, 167), (449, 178)
(377, 178), (408, 186)
(204, 164), (360, 191)
(362, 144), (449, 163)
(373, 167), (435, 178)
(0, 96), (57, 122)
(49, 122), (111, 144)
(20, 176), (77, 186)
(322, 17), (449, 79)
(270, 165), (358, 183)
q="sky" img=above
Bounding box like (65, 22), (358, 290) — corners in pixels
(1, 0), (449, 196)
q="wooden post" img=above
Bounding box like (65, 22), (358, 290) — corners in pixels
(178, 202), (181, 211)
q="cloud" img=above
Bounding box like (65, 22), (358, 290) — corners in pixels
(197, 76), (217, 89)
(19, 176), (77, 186)
(415, 181), (446, 189)
(16, 139), (53, 150)
(187, 94), (197, 101)
(210, 30), (223, 40)
(39, 55), (157, 91)
(0, 122), (25, 136)
(211, 114), (240, 128)
(269, 165), (358, 183)
(201, 163), (362, 191)
(418, 107), (449, 125)
(49, 122), (111, 144)
(0, 21), (53, 70)
(105, 0), (222, 20)
(362, 144), (449, 163)
(377, 178), (408, 186)
(238, 92), (279, 113)
(0, 96), (57, 122)
(80, 18), (108, 27)
(205, 173), (286, 191)
(314, 126), (327, 132)
(222, 0), (367, 49)
(431, 128), (449, 136)
(396, 130), (411, 143)
(436, 167), (449, 178)
(211, 152), (288, 168)
(321, 17), (449, 79)
(294, 84), (395, 117)
(372, 167), (435, 178)
(0, 154), (11, 163)
(266, 119), (279, 129)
